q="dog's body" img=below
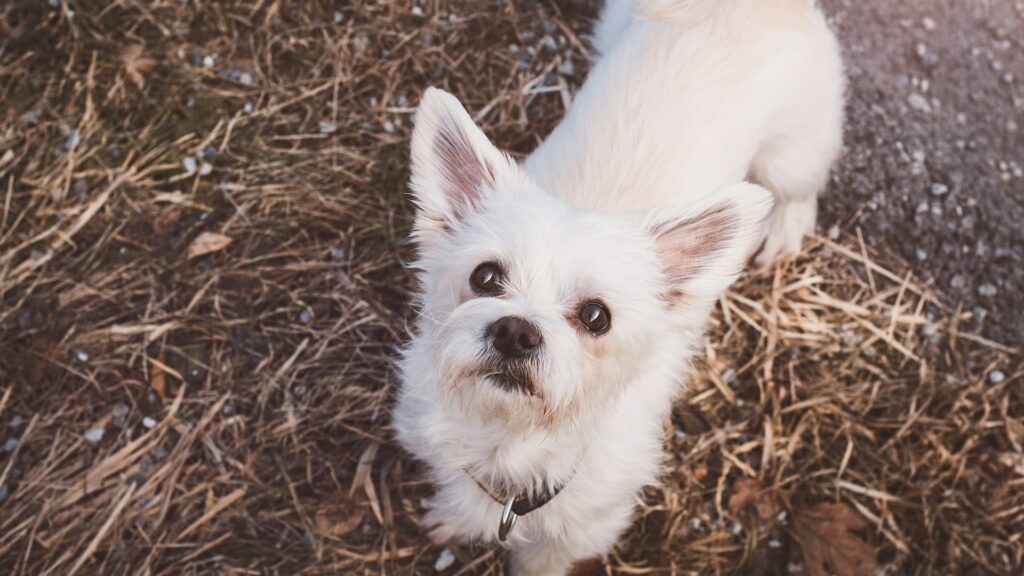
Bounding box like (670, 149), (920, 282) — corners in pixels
(393, 1), (844, 574)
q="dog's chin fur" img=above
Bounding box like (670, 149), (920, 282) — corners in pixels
(393, 0), (844, 574)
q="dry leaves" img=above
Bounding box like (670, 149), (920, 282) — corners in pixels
(121, 45), (156, 89)
(315, 504), (366, 538)
(791, 503), (879, 576)
(187, 232), (232, 259)
(150, 353), (167, 400)
(728, 477), (784, 532)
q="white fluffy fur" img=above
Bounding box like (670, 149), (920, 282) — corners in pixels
(393, 1), (844, 574)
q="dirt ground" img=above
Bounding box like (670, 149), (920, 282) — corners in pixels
(0, 1), (1021, 575)
(819, 0), (1024, 345)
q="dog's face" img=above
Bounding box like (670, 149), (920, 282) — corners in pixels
(406, 89), (771, 424)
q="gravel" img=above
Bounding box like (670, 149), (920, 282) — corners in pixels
(819, 0), (1024, 343)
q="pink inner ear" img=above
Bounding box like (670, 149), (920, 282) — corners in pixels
(654, 204), (738, 285)
(434, 124), (495, 221)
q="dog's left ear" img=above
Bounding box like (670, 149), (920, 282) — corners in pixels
(409, 88), (513, 246)
(644, 182), (774, 304)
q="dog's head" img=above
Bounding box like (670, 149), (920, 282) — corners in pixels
(405, 88), (771, 425)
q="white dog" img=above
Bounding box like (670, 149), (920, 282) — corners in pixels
(393, 0), (844, 574)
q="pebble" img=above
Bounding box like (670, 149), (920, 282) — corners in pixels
(142, 417), (157, 429)
(298, 309), (313, 324)
(84, 427), (105, 444)
(922, 16), (936, 30)
(977, 283), (998, 297)
(3, 438), (18, 452)
(915, 248), (928, 261)
(410, 6), (423, 17)
(65, 129), (81, 150)
(540, 35), (558, 52)
(828, 224), (841, 240)
(558, 58), (575, 76)
(721, 368), (737, 384)
(329, 247), (348, 262)
(74, 348), (89, 362)
(334, 10), (345, 22)
(318, 120), (337, 134)
(383, 120), (395, 133)
(244, 102), (254, 113)
(988, 370), (1006, 384)
(18, 110), (38, 124)
(202, 55), (215, 68)
(434, 548), (455, 572)
(930, 182), (948, 196)
(908, 92), (932, 113)
(182, 156), (197, 174)
(8, 416), (23, 429)
(199, 162), (213, 176)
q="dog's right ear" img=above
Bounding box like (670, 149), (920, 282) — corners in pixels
(409, 88), (512, 245)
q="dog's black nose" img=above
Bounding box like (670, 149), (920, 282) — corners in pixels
(486, 316), (542, 358)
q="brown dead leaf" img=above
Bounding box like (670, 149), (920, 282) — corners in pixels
(187, 232), (232, 259)
(998, 452), (1024, 476)
(728, 477), (783, 530)
(121, 45), (156, 89)
(151, 353), (167, 400)
(791, 503), (878, 576)
(315, 504), (366, 538)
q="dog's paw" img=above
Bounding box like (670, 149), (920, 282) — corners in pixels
(422, 507), (459, 544)
(754, 198), (816, 268)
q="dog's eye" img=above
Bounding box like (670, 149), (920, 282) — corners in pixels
(470, 263), (504, 295)
(578, 301), (611, 334)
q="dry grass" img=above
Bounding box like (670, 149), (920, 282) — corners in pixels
(0, 1), (1020, 575)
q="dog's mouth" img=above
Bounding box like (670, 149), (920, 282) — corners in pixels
(480, 358), (537, 396)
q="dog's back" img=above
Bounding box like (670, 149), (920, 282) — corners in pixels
(595, 0), (814, 55)
(530, 0), (844, 265)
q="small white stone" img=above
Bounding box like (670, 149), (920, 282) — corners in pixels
(978, 283), (998, 297)
(434, 548), (455, 571)
(244, 102), (254, 113)
(988, 370), (1006, 384)
(411, 6), (423, 16)
(199, 162), (213, 176)
(929, 182), (948, 196)
(334, 10), (345, 23)
(921, 16), (936, 30)
(74, 349), (90, 362)
(908, 92), (932, 113)
(142, 417), (157, 429)
(202, 55), (215, 68)
(182, 156), (197, 174)
(84, 427), (105, 444)
(318, 120), (337, 134)
(238, 72), (253, 86)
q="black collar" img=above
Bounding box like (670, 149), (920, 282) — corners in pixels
(465, 467), (576, 516)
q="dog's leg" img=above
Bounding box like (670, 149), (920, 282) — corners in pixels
(508, 542), (576, 576)
(750, 126), (839, 267)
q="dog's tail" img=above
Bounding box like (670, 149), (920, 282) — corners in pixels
(636, 0), (813, 27)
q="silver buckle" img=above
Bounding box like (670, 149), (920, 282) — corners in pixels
(497, 496), (518, 542)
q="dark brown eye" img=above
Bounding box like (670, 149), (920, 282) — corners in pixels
(578, 301), (611, 334)
(470, 263), (503, 295)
